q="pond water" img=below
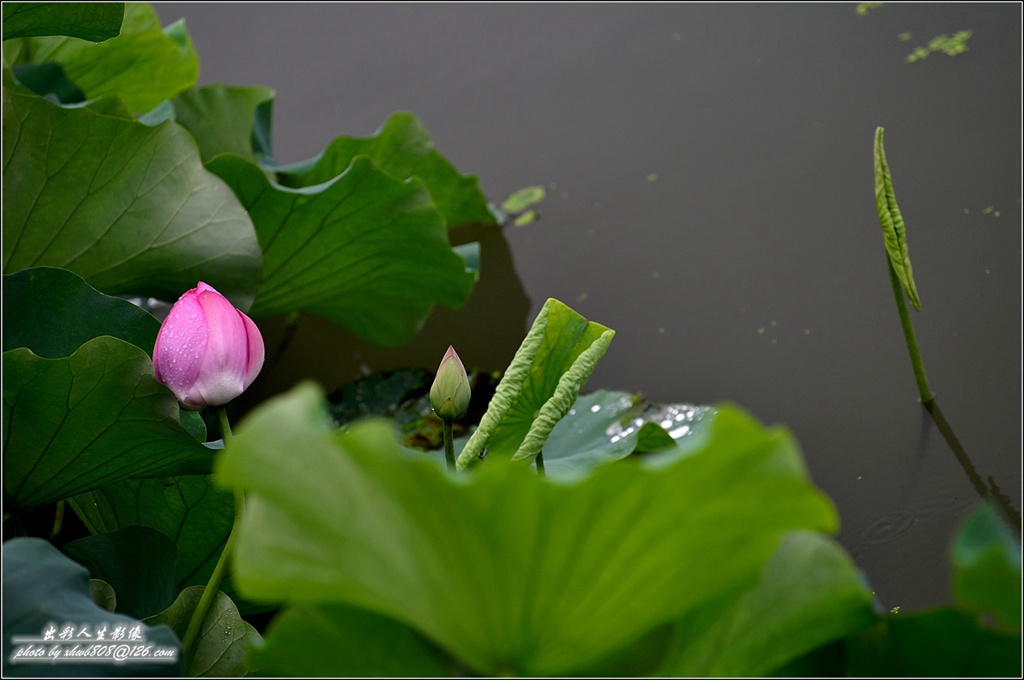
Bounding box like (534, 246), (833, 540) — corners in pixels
(157, 3), (1021, 613)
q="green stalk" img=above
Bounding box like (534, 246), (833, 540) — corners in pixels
(181, 408), (244, 661)
(50, 500), (65, 539)
(886, 257), (933, 404)
(442, 420), (456, 471)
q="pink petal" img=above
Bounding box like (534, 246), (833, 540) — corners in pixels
(240, 311), (265, 390)
(191, 286), (250, 407)
(153, 288), (208, 408)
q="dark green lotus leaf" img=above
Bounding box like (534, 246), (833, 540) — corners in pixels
(845, 609), (1021, 677)
(172, 84), (275, 163)
(3, 3), (196, 115)
(217, 382), (837, 676)
(206, 153), (475, 346)
(10, 61), (83, 103)
(252, 602), (453, 677)
(3, 267), (160, 358)
(2, 267), (207, 442)
(69, 475), (234, 595)
(951, 502), (1022, 634)
(2, 87), (262, 309)
(2, 2), (123, 42)
(63, 525), (178, 620)
(2, 537), (182, 677)
(656, 531), (877, 676)
(3, 337), (213, 510)
(273, 111), (497, 228)
(456, 298), (616, 468)
(146, 586), (261, 677)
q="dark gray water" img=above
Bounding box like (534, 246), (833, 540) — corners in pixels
(157, 2), (1022, 612)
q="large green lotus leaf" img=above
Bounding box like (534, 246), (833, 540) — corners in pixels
(2, 267), (160, 358)
(62, 525), (178, 620)
(68, 475), (233, 594)
(206, 153), (475, 346)
(273, 111), (497, 228)
(252, 602), (453, 677)
(456, 298), (615, 469)
(2, 2), (123, 42)
(951, 502), (1022, 634)
(2, 87), (262, 309)
(656, 530), (877, 676)
(3, 3), (197, 115)
(3, 337), (213, 510)
(2, 537), (182, 677)
(146, 586), (261, 677)
(172, 84), (275, 163)
(845, 609), (1021, 677)
(216, 382), (837, 676)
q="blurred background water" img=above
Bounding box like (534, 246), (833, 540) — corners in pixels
(157, 2), (1022, 612)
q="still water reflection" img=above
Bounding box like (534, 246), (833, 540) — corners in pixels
(159, 2), (1021, 612)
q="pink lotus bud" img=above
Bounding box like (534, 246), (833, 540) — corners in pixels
(153, 282), (265, 410)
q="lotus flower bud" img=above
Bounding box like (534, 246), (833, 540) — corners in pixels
(153, 282), (265, 410)
(430, 345), (471, 421)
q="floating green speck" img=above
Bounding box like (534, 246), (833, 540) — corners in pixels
(513, 210), (537, 226)
(907, 30), (972, 63)
(646, 173), (659, 182)
(898, 32), (912, 41)
(891, 605), (901, 614)
(856, 2), (884, 16)
(502, 186), (546, 214)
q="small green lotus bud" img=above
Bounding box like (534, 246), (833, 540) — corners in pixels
(430, 345), (471, 421)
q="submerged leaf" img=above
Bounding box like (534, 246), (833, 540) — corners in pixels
(873, 127), (921, 311)
(456, 298), (615, 468)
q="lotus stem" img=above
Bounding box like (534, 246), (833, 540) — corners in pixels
(181, 408), (244, 661)
(886, 257), (932, 404)
(442, 420), (456, 472)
